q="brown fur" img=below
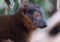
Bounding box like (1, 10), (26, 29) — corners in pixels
(0, 11), (36, 42)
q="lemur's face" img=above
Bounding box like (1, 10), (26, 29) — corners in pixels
(20, 4), (47, 28)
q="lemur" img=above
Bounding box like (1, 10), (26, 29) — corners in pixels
(0, 0), (47, 42)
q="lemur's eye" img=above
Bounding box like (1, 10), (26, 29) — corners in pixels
(33, 12), (40, 19)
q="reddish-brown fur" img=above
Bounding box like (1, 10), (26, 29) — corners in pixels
(0, 10), (36, 42)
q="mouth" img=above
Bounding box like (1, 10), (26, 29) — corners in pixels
(37, 25), (47, 28)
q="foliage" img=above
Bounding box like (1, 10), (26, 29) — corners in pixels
(0, 0), (19, 15)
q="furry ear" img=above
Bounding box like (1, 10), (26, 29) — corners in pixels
(20, 5), (29, 14)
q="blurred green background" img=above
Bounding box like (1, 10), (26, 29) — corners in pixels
(0, 0), (19, 15)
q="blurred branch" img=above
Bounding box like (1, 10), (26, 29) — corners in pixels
(4, 0), (10, 5)
(57, 0), (60, 11)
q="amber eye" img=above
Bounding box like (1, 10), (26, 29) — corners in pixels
(33, 12), (40, 19)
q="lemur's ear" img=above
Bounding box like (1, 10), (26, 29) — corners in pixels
(21, 5), (29, 14)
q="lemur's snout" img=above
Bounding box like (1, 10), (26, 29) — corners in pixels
(34, 19), (47, 28)
(40, 19), (47, 28)
(43, 21), (47, 28)
(39, 21), (47, 28)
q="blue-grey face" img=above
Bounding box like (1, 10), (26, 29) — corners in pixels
(22, 4), (47, 28)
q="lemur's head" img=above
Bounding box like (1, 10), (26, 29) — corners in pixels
(20, 3), (47, 28)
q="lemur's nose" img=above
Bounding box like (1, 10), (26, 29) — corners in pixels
(43, 24), (47, 27)
(40, 24), (47, 28)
